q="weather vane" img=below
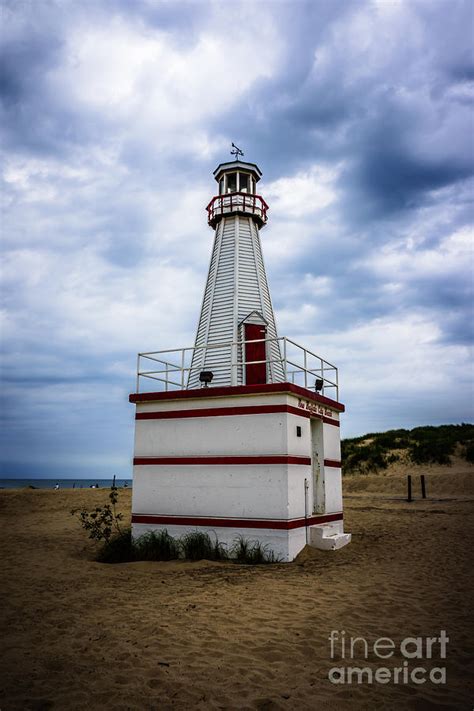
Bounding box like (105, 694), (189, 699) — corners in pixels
(230, 142), (244, 161)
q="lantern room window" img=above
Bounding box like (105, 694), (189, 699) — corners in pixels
(218, 169), (258, 195)
(227, 173), (237, 193)
(239, 173), (249, 193)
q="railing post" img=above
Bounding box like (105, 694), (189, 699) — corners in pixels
(181, 349), (185, 390)
(321, 359), (324, 395)
(283, 338), (287, 381)
(136, 353), (140, 393)
(304, 348), (308, 389)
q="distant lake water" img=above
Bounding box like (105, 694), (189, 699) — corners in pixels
(0, 479), (132, 490)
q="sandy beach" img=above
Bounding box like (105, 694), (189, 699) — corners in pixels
(1, 467), (473, 710)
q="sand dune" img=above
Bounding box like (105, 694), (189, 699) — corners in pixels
(1, 477), (473, 710)
(343, 457), (474, 497)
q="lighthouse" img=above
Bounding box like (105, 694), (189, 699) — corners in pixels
(129, 152), (351, 561)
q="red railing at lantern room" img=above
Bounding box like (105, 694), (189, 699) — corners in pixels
(206, 192), (269, 228)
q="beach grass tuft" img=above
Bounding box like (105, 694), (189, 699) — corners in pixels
(231, 535), (281, 564)
(93, 528), (279, 565)
(179, 531), (229, 561)
(134, 529), (181, 561)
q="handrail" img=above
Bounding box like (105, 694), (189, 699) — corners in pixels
(136, 336), (339, 400)
(206, 192), (269, 226)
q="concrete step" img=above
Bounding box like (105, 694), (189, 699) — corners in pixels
(309, 524), (351, 551)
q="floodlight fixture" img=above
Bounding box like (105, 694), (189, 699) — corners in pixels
(199, 371), (214, 387)
(315, 378), (324, 393)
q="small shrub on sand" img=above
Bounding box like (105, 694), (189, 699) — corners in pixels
(71, 485), (123, 543)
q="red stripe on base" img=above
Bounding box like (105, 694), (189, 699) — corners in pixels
(135, 404), (340, 427)
(324, 459), (342, 468)
(131, 512), (343, 530)
(136, 404), (311, 421)
(322, 416), (340, 427)
(134, 455), (312, 466)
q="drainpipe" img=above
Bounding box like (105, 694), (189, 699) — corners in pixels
(304, 478), (309, 544)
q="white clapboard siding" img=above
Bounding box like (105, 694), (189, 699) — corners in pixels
(188, 209), (284, 388)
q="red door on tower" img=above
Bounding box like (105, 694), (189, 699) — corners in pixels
(244, 323), (267, 385)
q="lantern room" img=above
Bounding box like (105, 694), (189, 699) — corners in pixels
(207, 160), (268, 228)
(215, 160), (261, 195)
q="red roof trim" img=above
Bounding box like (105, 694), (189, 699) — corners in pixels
(131, 512), (343, 530)
(130, 382), (344, 412)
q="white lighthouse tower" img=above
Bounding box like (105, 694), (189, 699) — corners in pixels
(188, 158), (283, 388)
(130, 151), (351, 561)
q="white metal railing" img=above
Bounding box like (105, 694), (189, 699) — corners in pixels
(135, 336), (339, 400)
(206, 192), (269, 227)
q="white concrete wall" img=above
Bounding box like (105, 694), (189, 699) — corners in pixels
(323, 422), (341, 461)
(288, 528), (308, 560)
(287, 465), (311, 519)
(135, 392), (292, 413)
(311, 418), (325, 514)
(132, 464), (288, 519)
(285, 412), (312, 457)
(323, 467), (343, 513)
(134, 412), (288, 457)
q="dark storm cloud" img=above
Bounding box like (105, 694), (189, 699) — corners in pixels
(219, 0), (474, 224)
(0, 29), (67, 153)
(0, 22), (111, 158)
(111, 0), (212, 41)
(340, 100), (473, 221)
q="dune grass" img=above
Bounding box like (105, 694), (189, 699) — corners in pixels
(232, 535), (281, 564)
(96, 528), (279, 565)
(179, 531), (228, 561)
(342, 423), (474, 474)
(134, 529), (181, 561)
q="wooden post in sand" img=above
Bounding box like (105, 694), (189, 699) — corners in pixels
(420, 474), (426, 499)
(407, 475), (413, 502)
(112, 475), (116, 489)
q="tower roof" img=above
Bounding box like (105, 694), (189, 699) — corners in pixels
(213, 160), (262, 183)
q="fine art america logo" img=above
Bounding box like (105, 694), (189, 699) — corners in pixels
(328, 630), (449, 685)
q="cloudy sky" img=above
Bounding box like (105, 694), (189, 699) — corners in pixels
(1, 0), (473, 479)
